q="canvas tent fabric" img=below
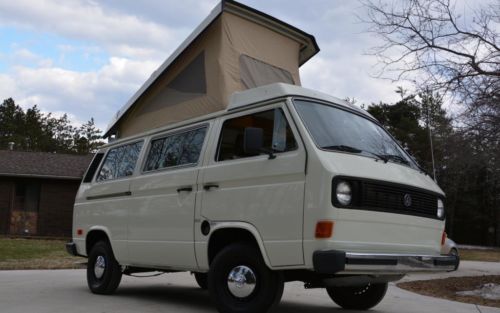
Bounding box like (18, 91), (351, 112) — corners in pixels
(239, 55), (295, 89)
(106, 0), (319, 139)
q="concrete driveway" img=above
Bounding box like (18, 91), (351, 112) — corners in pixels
(0, 263), (499, 313)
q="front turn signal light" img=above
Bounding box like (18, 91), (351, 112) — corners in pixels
(315, 221), (334, 239)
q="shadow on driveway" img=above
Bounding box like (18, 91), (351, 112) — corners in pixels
(111, 284), (344, 313)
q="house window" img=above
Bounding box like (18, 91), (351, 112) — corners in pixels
(10, 181), (40, 235)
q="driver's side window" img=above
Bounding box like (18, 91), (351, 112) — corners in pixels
(216, 108), (297, 161)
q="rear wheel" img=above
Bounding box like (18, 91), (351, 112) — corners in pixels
(326, 282), (388, 310)
(450, 247), (460, 270)
(208, 243), (284, 313)
(87, 240), (122, 295)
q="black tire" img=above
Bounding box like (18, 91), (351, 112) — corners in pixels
(194, 272), (208, 289)
(326, 282), (388, 310)
(450, 248), (460, 271)
(87, 240), (122, 295)
(208, 243), (284, 313)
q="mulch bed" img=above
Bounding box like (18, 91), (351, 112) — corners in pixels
(398, 276), (500, 308)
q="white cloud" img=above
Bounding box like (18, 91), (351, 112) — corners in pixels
(0, 74), (18, 100)
(301, 55), (413, 108)
(3, 48), (54, 68)
(1, 56), (160, 131)
(12, 48), (38, 61)
(0, 0), (185, 60)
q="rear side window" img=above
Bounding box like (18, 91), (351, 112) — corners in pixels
(216, 108), (297, 161)
(83, 153), (104, 183)
(144, 127), (207, 172)
(96, 141), (143, 182)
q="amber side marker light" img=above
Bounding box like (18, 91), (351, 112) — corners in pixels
(441, 231), (447, 246)
(315, 221), (334, 239)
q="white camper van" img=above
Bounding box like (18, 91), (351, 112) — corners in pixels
(67, 2), (457, 313)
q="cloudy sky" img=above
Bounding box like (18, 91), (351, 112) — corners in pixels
(0, 0), (411, 132)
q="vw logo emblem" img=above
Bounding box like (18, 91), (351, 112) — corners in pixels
(403, 194), (412, 207)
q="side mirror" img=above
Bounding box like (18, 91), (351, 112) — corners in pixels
(243, 127), (263, 156)
(243, 127), (276, 159)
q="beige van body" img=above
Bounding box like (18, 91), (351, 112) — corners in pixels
(69, 84), (457, 312)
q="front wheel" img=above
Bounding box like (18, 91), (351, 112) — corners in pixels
(326, 282), (388, 310)
(87, 240), (122, 295)
(194, 272), (208, 289)
(208, 243), (284, 313)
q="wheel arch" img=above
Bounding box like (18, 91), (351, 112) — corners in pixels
(207, 222), (273, 269)
(85, 226), (112, 255)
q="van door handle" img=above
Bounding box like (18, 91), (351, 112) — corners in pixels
(203, 184), (219, 191)
(177, 187), (193, 193)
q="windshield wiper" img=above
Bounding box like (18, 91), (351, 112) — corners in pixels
(322, 145), (388, 163)
(380, 154), (410, 165)
(322, 145), (361, 153)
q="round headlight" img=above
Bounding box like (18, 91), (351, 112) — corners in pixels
(336, 181), (352, 206)
(437, 199), (444, 219)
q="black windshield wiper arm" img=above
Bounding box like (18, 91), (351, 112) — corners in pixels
(381, 154), (410, 165)
(322, 145), (361, 153)
(322, 145), (388, 163)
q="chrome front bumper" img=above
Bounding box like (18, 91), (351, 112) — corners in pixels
(313, 250), (458, 274)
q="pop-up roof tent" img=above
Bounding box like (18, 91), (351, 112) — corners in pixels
(104, 0), (319, 139)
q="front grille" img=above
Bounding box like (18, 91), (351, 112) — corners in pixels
(361, 182), (438, 219)
(332, 176), (442, 220)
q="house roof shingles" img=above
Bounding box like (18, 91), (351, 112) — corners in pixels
(0, 150), (93, 180)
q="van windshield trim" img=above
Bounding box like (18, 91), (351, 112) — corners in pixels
(292, 98), (419, 170)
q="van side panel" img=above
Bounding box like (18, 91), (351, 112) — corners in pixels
(73, 182), (130, 262)
(125, 124), (210, 270)
(200, 156), (305, 266)
(198, 103), (307, 267)
(126, 167), (199, 269)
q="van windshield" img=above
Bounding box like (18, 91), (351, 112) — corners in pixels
(294, 99), (418, 169)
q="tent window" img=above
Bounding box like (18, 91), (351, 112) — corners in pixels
(239, 55), (294, 89)
(138, 51), (206, 115)
(168, 51), (206, 94)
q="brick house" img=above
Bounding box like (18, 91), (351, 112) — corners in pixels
(0, 150), (92, 237)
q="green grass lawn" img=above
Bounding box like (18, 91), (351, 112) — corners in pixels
(0, 238), (84, 270)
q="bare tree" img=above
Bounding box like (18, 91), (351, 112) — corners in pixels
(361, 0), (499, 104)
(362, 0), (500, 245)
